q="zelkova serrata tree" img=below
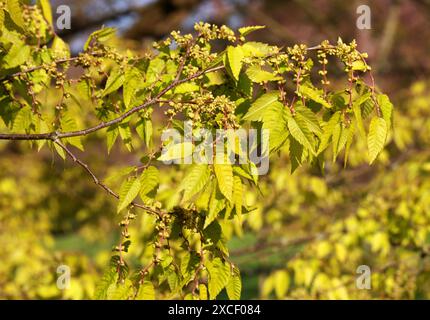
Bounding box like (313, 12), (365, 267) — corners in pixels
(0, 1), (393, 299)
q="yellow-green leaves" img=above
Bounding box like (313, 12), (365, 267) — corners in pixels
(238, 25), (265, 36)
(233, 176), (243, 219)
(287, 115), (316, 155)
(179, 165), (210, 203)
(226, 46), (244, 80)
(37, 0), (53, 26)
(158, 142), (194, 162)
(298, 85), (332, 109)
(246, 65), (281, 83)
(213, 164), (233, 203)
(117, 177), (141, 212)
(226, 267), (241, 300)
(6, 0), (25, 30)
(243, 92), (280, 121)
(378, 94), (394, 132)
(3, 40), (30, 68)
(367, 117), (387, 164)
(136, 281), (155, 300)
(103, 66), (125, 97)
(206, 258), (231, 299)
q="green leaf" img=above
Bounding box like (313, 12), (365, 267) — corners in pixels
(199, 284), (208, 300)
(226, 267), (241, 300)
(295, 105), (322, 136)
(158, 142), (194, 162)
(123, 67), (143, 108)
(243, 92), (279, 121)
(119, 122), (132, 151)
(52, 37), (70, 59)
(298, 85), (332, 109)
(367, 117), (387, 164)
(352, 60), (367, 71)
(214, 164), (233, 203)
(233, 176), (243, 219)
(180, 165), (210, 203)
(37, 0), (53, 26)
(287, 116), (316, 155)
(317, 112), (341, 154)
(377, 94), (393, 131)
(206, 258), (230, 300)
(106, 279), (133, 300)
(226, 46), (244, 80)
(245, 65), (281, 83)
(106, 125), (119, 154)
(136, 118), (152, 148)
(331, 123), (348, 162)
(7, 0), (25, 30)
(136, 281), (155, 300)
(205, 182), (226, 228)
(273, 271), (289, 299)
(84, 27), (116, 50)
(117, 177), (142, 212)
(239, 25), (265, 36)
(352, 93), (370, 137)
(344, 122), (356, 167)
(241, 42), (271, 57)
(103, 66), (124, 96)
(94, 265), (118, 299)
(139, 166), (159, 198)
(3, 41), (30, 68)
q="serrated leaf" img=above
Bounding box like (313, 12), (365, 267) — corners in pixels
(139, 166), (159, 198)
(103, 67), (124, 96)
(233, 176), (243, 219)
(37, 0), (53, 26)
(123, 67), (143, 108)
(246, 65), (281, 83)
(298, 85), (332, 109)
(239, 25), (265, 36)
(213, 164), (233, 203)
(3, 41), (30, 68)
(206, 258), (230, 300)
(158, 142), (194, 162)
(117, 177), (142, 212)
(344, 122), (356, 167)
(226, 46), (244, 80)
(136, 281), (155, 300)
(94, 265), (118, 299)
(287, 116), (316, 155)
(367, 117), (387, 164)
(106, 125), (119, 154)
(106, 279), (133, 300)
(7, 0), (25, 30)
(180, 165), (210, 203)
(243, 92), (279, 121)
(352, 92), (370, 137)
(226, 267), (241, 300)
(377, 94), (393, 132)
(205, 182), (225, 228)
(332, 123), (348, 162)
(136, 118), (152, 148)
(317, 112), (341, 154)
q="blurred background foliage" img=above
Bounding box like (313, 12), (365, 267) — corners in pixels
(1, 0), (430, 299)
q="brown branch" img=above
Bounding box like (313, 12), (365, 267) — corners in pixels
(53, 139), (163, 216)
(0, 65), (224, 141)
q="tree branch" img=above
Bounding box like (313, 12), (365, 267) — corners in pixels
(0, 65), (224, 141)
(53, 139), (163, 216)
